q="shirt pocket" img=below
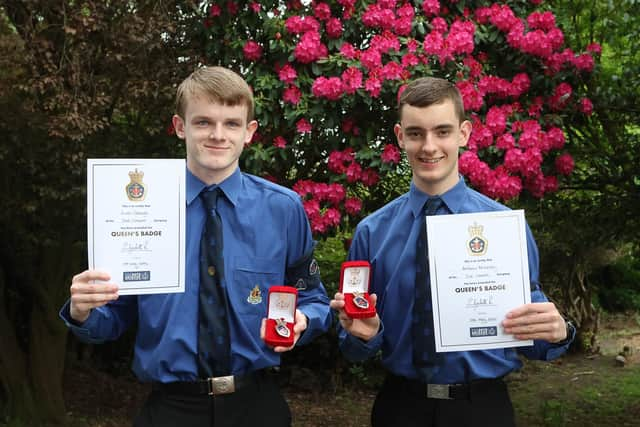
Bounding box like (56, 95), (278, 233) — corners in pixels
(231, 257), (281, 316)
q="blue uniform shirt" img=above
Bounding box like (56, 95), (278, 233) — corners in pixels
(339, 176), (572, 383)
(61, 167), (331, 382)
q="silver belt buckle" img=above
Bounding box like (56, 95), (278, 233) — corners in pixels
(427, 383), (452, 399)
(207, 375), (235, 396)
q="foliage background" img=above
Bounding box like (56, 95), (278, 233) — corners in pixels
(0, 0), (638, 425)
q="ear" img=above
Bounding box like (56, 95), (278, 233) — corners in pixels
(458, 120), (472, 148)
(244, 120), (259, 144)
(172, 115), (186, 139)
(394, 123), (405, 149)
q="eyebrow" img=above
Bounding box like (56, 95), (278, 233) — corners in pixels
(191, 115), (244, 123)
(403, 124), (455, 132)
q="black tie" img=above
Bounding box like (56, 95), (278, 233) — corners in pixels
(412, 197), (444, 376)
(198, 188), (231, 377)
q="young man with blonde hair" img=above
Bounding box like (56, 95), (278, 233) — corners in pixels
(61, 66), (331, 427)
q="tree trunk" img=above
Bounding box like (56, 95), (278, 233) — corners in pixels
(0, 265), (39, 424)
(1, 239), (83, 425)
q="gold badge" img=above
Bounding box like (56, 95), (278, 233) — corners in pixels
(247, 285), (262, 304)
(125, 168), (146, 201)
(467, 222), (488, 256)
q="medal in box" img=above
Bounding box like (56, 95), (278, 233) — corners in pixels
(264, 286), (298, 347)
(340, 261), (375, 318)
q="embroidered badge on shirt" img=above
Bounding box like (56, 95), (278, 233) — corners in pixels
(247, 285), (263, 304)
(295, 278), (306, 290)
(309, 259), (319, 275)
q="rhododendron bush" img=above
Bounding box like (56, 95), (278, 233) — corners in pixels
(200, 0), (597, 234)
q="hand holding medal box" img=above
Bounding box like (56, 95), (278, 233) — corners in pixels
(339, 261), (376, 319)
(264, 286), (298, 347)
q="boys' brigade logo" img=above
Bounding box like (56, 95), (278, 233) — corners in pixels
(126, 168), (146, 201)
(247, 285), (262, 304)
(467, 222), (488, 256)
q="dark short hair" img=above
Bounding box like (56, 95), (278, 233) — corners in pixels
(175, 66), (254, 121)
(398, 77), (466, 123)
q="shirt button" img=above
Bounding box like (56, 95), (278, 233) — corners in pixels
(208, 266), (216, 276)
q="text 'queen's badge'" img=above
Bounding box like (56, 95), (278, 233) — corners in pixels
(125, 168), (146, 201)
(275, 318), (291, 338)
(467, 222), (488, 256)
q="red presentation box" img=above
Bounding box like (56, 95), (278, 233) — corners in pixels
(339, 261), (376, 319)
(264, 286), (298, 347)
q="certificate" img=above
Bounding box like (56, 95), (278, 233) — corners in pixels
(87, 159), (186, 295)
(426, 210), (532, 352)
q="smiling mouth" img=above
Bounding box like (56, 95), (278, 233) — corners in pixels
(419, 157), (443, 164)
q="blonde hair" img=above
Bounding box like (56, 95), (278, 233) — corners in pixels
(175, 66), (254, 121)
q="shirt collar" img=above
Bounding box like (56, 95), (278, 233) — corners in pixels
(186, 167), (242, 207)
(408, 176), (468, 217)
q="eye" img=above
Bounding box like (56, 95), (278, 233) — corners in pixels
(196, 120), (209, 127)
(226, 121), (241, 128)
(406, 130), (422, 139)
(437, 129), (451, 137)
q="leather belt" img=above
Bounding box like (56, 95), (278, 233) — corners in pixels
(385, 374), (504, 400)
(152, 369), (273, 396)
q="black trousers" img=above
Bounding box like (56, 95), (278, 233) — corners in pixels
(371, 375), (516, 427)
(133, 373), (291, 427)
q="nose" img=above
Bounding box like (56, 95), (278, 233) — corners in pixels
(208, 124), (224, 140)
(419, 132), (437, 152)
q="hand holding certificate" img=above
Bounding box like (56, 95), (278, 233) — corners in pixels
(426, 210), (533, 352)
(87, 159), (186, 295)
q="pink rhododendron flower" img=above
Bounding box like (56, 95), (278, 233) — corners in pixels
(339, 42), (358, 59)
(250, 2), (261, 13)
(344, 197), (363, 215)
(496, 133), (515, 150)
(273, 136), (287, 148)
(278, 64), (297, 84)
(283, 85), (302, 105)
(345, 161), (362, 183)
(485, 106), (507, 135)
(326, 18), (343, 38)
(209, 4), (221, 16)
(312, 76), (344, 100)
(527, 11), (556, 31)
(555, 153), (575, 175)
(422, 0), (440, 16)
(572, 54), (595, 72)
(313, 2), (332, 21)
(365, 76), (382, 98)
(586, 43), (602, 54)
(360, 48), (383, 70)
(243, 41), (262, 61)
(361, 168), (380, 186)
(296, 118), (312, 133)
(294, 31), (328, 63)
(381, 61), (404, 81)
(341, 67), (363, 94)
(549, 82), (573, 110)
(546, 127), (566, 149)
(381, 144), (401, 164)
(579, 97), (594, 115)
(285, 15), (321, 34)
